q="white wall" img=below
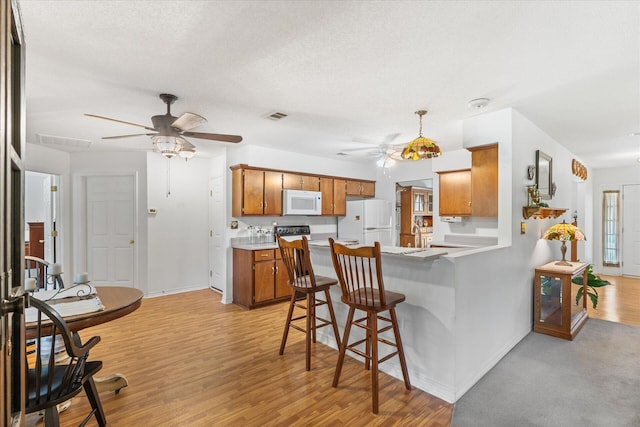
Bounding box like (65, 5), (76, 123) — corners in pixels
(146, 154), (211, 296)
(452, 108), (594, 399)
(592, 165), (640, 275)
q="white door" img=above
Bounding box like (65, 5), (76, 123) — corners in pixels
(209, 176), (225, 292)
(622, 184), (640, 277)
(86, 175), (136, 286)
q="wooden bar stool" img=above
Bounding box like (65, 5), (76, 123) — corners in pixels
(277, 235), (341, 371)
(328, 238), (411, 414)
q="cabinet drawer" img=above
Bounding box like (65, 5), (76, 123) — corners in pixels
(254, 249), (275, 261)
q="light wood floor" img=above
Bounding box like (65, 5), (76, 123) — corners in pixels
(31, 289), (452, 427)
(587, 274), (640, 326)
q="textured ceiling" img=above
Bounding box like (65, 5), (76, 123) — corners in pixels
(17, 0), (640, 168)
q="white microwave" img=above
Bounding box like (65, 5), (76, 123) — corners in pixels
(282, 189), (322, 215)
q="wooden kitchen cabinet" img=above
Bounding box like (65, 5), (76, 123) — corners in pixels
(439, 169), (472, 216)
(469, 144), (498, 217)
(282, 173), (320, 191)
(438, 143), (498, 217)
(399, 186), (433, 247)
(233, 248), (291, 309)
(320, 177), (346, 216)
(346, 179), (375, 197)
(231, 166), (283, 216)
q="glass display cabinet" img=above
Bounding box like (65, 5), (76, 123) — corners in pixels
(533, 261), (588, 340)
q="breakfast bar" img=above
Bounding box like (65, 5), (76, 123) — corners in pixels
(304, 240), (515, 404)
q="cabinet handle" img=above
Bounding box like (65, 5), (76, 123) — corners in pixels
(272, 266), (275, 273)
(275, 266), (278, 273)
(468, 201), (472, 207)
(261, 253), (270, 257)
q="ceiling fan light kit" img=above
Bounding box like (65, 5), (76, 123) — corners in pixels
(152, 135), (186, 158)
(85, 93), (242, 161)
(401, 110), (442, 160)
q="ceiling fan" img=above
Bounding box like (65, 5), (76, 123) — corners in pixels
(338, 133), (403, 169)
(85, 93), (243, 159)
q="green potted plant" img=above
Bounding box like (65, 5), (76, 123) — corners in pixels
(571, 264), (611, 308)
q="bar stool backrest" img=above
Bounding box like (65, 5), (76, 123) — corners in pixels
(277, 235), (315, 288)
(329, 238), (387, 307)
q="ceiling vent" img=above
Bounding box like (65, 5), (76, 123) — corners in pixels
(37, 134), (92, 148)
(266, 111), (288, 121)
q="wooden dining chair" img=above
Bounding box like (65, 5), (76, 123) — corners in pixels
(277, 235), (341, 371)
(328, 238), (411, 414)
(26, 296), (106, 427)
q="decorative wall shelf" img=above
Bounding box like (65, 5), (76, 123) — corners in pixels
(522, 206), (568, 220)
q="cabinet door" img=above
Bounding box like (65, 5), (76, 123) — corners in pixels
(282, 173), (304, 189)
(345, 180), (362, 195)
(360, 181), (375, 197)
(254, 261), (275, 303)
(274, 258), (292, 298)
(301, 175), (319, 191)
(470, 144), (498, 217)
(320, 177), (334, 215)
(243, 169), (265, 215)
(332, 179), (347, 215)
(263, 171), (283, 215)
(346, 180), (375, 197)
(439, 170), (472, 216)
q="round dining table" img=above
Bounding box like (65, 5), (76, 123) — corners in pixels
(25, 286), (144, 393)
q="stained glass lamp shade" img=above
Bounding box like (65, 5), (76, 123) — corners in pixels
(401, 110), (442, 160)
(542, 220), (586, 266)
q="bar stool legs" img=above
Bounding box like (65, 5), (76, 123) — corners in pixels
(279, 288), (341, 371)
(333, 306), (411, 414)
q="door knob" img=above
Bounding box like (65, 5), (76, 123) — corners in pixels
(130, 240), (135, 244)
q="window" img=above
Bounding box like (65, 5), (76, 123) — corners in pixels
(602, 190), (620, 267)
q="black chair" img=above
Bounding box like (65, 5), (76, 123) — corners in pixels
(26, 296), (106, 427)
(277, 235), (341, 371)
(328, 238), (411, 414)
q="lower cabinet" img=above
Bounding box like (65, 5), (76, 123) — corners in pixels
(233, 248), (292, 309)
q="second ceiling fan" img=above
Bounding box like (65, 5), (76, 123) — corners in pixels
(85, 93), (243, 159)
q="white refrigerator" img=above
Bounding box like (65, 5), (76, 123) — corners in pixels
(338, 199), (393, 246)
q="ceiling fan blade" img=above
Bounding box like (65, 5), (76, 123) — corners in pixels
(182, 131), (242, 143)
(102, 133), (157, 140)
(171, 112), (207, 131)
(181, 139), (196, 150)
(84, 114), (157, 131)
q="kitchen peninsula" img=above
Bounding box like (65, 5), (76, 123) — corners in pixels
(306, 238), (510, 404)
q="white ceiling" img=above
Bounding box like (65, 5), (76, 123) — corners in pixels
(17, 1), (640, 169)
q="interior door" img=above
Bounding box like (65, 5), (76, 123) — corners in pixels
(209, 176), (225, 292)
(42, 175), (53, 262)
(86, 175), (136, 286)
(622, 184), (640, 277)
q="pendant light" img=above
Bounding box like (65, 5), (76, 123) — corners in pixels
(401, 110), (442, 160)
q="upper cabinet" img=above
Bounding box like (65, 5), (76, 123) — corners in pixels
(230, 164), (373, 217)
(346, 180), (375, 197)
(231, 166), (283, 216)
(320, 177), (347, 216)
(469, 144), (498, 217)
(282, 173), (320, 191)
(439, 170), (472, 216)
(438, 143), (498, 217)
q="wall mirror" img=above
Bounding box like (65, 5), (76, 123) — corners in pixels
(536, 150), (553, 200)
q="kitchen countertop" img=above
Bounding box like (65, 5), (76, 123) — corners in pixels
(231, 238), (449, 261)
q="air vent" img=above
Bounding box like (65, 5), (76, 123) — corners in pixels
(37, 134), (91, 148)
(266, 111), (288, 121)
